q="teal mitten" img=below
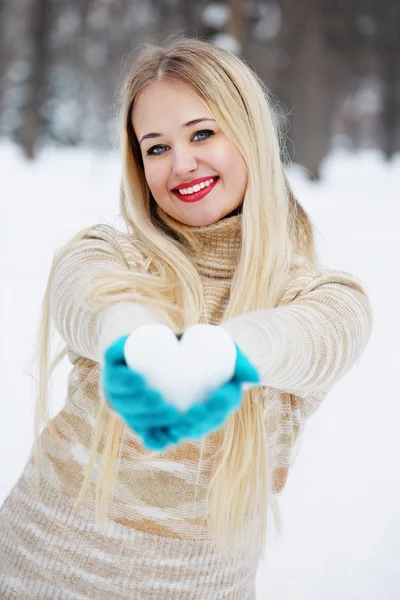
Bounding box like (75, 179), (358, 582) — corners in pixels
(102, 334), (261, 451)
(144, 343), (261, 450)
(102, 335), (182, 434)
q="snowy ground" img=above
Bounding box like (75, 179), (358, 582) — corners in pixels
(0, 142), (399, 598)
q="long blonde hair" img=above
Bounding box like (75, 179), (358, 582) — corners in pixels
(33, 35), (318, 562)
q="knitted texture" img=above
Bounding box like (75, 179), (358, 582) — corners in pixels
(102, 334), (261, 450)
(0, 460), (259, 599)
(0, 213), (373, 598)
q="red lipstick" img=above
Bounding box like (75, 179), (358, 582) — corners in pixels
(172, 176), (219, 203)
(172, 176), (218, 191)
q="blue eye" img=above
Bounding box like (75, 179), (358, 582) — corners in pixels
(146, 129), (215, 156)
(194, 130), (213, 142)
(146, 145), (164, 156)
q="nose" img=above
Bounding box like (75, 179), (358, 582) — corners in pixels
(171, 147), (198, 177)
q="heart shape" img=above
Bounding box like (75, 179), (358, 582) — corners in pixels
(123, 323), (237, 413)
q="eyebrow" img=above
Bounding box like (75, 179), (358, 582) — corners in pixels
(139, 118), (216, 144)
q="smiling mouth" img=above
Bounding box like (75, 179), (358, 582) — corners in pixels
(172, 177), (220, 203)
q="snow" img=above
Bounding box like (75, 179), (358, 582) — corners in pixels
(0, 141), (399, 597)
(211, 33), (241, 55)
(201, 3), (231, 29)
(253, 4), (282, 42)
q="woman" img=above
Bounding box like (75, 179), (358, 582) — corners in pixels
(0, 36), (373, 599)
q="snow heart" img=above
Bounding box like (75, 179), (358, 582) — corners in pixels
(123, 323), (237, 413)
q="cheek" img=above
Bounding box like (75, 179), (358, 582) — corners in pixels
(144, 164), (166, 195)
(237, 156), (248, 189)
(222, 147), (247, 189)
(214, 142), (246, 176)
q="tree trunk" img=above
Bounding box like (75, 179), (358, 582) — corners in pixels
(273, 0), (338, 179)
(376, 3), (400, 160)
(227, 0), (244, 45)
(13, 0), (51, 159)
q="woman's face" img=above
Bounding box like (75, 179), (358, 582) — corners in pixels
(132, 80), (247, 227)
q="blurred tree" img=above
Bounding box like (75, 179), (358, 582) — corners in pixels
(260, 0), (378, 178)
(9, 0), (51, 159)
(275, 0), (335, 179)
(373, 0), (400, 159)
(227, 0), (244, 44)
(0, 0), (398, 169)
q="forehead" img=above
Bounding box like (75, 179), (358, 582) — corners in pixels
(132, 80), (212, 131)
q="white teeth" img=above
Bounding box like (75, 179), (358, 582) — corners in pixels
(176, 177), (216, 195)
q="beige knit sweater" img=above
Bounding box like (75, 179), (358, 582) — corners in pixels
(0, 212), (372, 599)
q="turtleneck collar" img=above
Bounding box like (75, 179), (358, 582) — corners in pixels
(177, 210), (243, 279)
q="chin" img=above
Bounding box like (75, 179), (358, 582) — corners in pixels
(168, 205), (222, 227)
(185, 213), (223, 227)
(178, 217), (214, 227)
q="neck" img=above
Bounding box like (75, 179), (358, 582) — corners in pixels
(151, 202), (243, 278)
(222, 202), (243, 220)
(177, 211), (243, 278)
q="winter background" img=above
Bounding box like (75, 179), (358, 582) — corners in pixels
(0, 141), (398, 598)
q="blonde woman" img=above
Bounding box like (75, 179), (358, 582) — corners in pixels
(0, 36), (372, 599)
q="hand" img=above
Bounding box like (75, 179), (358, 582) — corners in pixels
(142, 343), (261, 450)
(102, 334), (261, 452)
(102, 335), (182, 434)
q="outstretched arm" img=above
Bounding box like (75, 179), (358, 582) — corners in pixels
(49, 225), (164, 363)
(220, 269), (373, 399)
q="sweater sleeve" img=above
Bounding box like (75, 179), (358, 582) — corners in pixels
(49, 224), (164, 364)
(220, 268), (373, 399)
